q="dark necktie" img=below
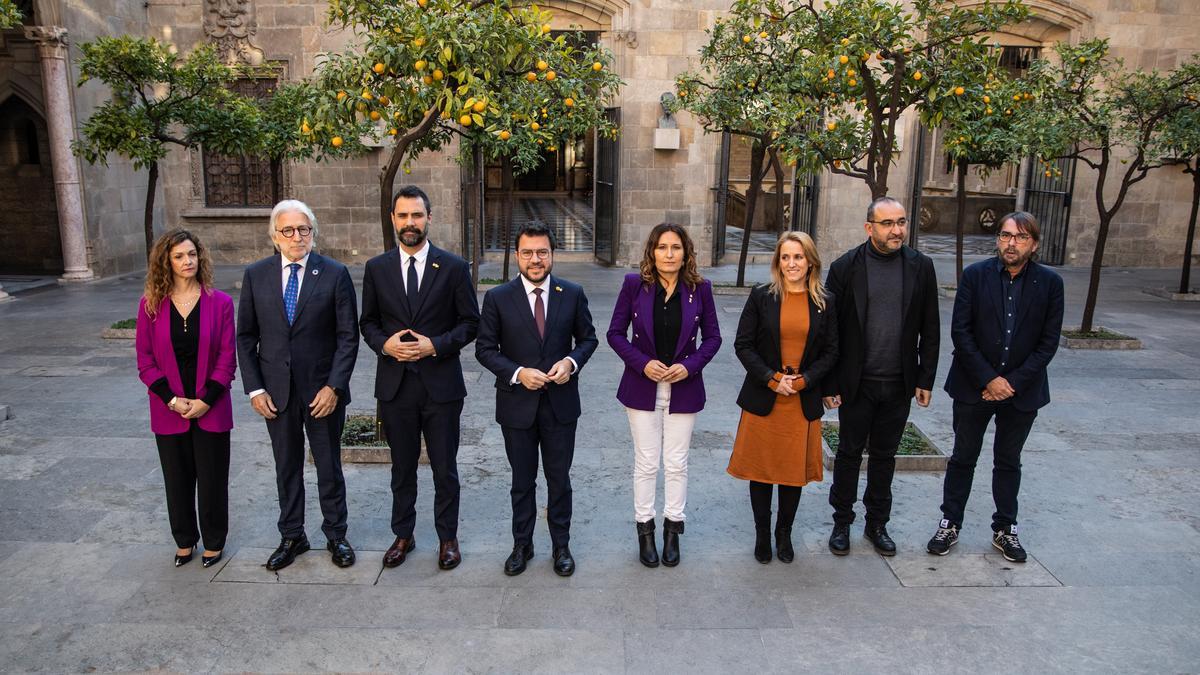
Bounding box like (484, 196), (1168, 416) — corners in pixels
(284, 262), (300, 325)
(406, 256), (419, 309)
(533, 287), (545, 340)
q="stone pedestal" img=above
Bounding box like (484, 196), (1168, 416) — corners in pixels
(24, 25), (94, 282)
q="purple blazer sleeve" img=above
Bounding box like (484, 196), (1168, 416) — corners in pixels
(677, 280), (722, 376)
(210, 291), (238, 389)
(135, 296), (168, 390)
(606, 274), (653, 374)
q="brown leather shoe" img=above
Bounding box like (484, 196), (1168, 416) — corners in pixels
(438, 539), (461, 570)
(382, 536), (415, 568)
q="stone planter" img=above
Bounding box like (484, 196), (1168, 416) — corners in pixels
(0, 404), (11, 421)
(338, 413), (427, 464)
(101, 328), (136, 339)
(938, 285), (957, 300)
(1143, 288), (1200, 302)
(821, 420), (948, 472)
(1060, 327), (1142, 350)
(712, 284), (758, 296)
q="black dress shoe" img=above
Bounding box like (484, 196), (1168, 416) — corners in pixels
(661, 519), (683, 567)
(552, 546), (575, 577)
(327, 538), (356, 568)
(438, 539), (461, 570)
(864, 524), (897, 556)
(504, 543), (534, 576)
(636, 520), (659, 568)
(265, 535), (310, 571)
(775, 527), (794, 563)
(175, 546), (195, 568)
(829, 524), (850, 556)
(201, 551), (223, 568)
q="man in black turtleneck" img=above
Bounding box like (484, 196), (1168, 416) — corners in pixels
(822, 197), (940, 557)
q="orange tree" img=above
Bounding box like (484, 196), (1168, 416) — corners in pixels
(922, 48), (1039, 284)
(774, 0), (1028, 200)
(1022, 40), (1200, 332)
(295, 0), (620, 255)
(1, 1), (21, 28)
(1158, 91), (1200, 295)
(672, 0), (812, 286)
(72, 38), (258, 258)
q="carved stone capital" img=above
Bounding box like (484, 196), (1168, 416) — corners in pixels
(203, 0), (265, 65)
(23, 25), (69, 59)
(612, 30), (637, 49)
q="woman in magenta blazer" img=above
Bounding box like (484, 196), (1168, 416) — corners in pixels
(607, 223), (722, 568)
(135, 229), (236, 568)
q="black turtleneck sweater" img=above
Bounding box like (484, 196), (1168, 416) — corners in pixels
(862, 242), (903, 381)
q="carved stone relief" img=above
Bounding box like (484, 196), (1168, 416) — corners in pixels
(203, 0), (265, 65)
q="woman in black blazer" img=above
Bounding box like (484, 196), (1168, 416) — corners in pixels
(727, 231), (838, 563)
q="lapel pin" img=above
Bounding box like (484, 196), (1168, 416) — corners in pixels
(311, 268), (319, 275)
(555, 286), (562, 292)
(432, 262), (440, 269)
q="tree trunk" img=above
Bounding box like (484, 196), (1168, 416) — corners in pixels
(955, 158), (968, 285)
(143, 160), (158, 260)
(769, 149), (785, 233)
(501, 157), (514, 282)
(270, 158), (283, 204)
(1180, 161), (1199, 295)
(1080, 211), (1112, 333)
(379, 110), (441, 253)
(737, 142), (767, 287)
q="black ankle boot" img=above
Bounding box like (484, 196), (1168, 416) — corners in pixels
(637, 520), (659, 568)
(754, 528), (772, 564)
(661, 518), (683, 567)
(775, 526), (794, 563)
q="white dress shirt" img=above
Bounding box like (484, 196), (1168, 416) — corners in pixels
(510, 274), (577, 384)
(400, 241), (430, 295)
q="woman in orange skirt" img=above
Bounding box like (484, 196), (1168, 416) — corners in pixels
(728, 231), (838, 563)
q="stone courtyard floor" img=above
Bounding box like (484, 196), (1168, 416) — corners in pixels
(0, 254), (1197, 672)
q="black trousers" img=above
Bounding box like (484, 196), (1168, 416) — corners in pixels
(155, 423), (230, 551)
(501, 392), (576, 549)
(749, 481), (802, 531)
(829, 378), (912, 527)
(265, 381), (348, 541)
(380, 372), (463, 541)
(941, 399), (1038, 532)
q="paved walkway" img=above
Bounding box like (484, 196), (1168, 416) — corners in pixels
(0, 254), (1197, 672)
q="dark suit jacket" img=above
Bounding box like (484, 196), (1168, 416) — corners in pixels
(236, 252), (359, 411)
(605, 273), (723, 414)
(359, 245), (480, 403)
(944, 258), (1064, 411)
(734, 285), (839, 421)
(824, 242), (940, 403)
(475, 275), (599, 429)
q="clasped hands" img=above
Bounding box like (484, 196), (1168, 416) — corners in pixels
(383, 329), (436, 362)
(642, 360), (689, 384)
(981, 376), (1015, 402)
(517, 358), (575, 390)
(250, 385), (338, 420)
(168, 397), (210, 420)
(773, 373), (803, 397)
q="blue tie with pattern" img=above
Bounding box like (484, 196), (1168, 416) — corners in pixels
(284, 262), (300, 325)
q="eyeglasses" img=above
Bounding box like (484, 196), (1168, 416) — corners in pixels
(518, 249), (552, 260)
(276, 226), (313, 239)
(868, 218), (908, 228)
(998, 232), (1032, 243)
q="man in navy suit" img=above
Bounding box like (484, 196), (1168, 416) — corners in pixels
(475, 222), (598, 576)
(360, 185), (479, 572)
(237, 199), (360, 570)
(927, 211), (1064, 563)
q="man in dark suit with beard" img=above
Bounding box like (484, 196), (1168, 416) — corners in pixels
(360, 185), (479, 572)
(475, 222), (598, 577)
(237, 199), (360, 570)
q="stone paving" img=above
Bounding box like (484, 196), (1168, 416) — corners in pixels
(0, 253), (1197, 672)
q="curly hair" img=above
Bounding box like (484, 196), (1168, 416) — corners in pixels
(638, 223), (703, 290)
(144, 228), (215, 318)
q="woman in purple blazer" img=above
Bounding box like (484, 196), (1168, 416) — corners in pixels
(607, 223), (722, 568)
(135, 229), (237, 568)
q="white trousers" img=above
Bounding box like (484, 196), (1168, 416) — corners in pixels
(626, 381), (697, 523)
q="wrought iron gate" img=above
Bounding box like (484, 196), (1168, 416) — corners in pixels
(1023, 156), (1077, 265)
(790, 164), (820, 238)
(460, 145), (484, 278)
(593, 107), (620, 265)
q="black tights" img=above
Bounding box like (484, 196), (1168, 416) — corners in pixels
(750, 481), (802, 531)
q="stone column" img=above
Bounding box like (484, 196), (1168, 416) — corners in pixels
(24, 25), (93, 281)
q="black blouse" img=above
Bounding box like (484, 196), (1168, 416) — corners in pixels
(149, 295), (225, 407)
(653, 281), (682, 365)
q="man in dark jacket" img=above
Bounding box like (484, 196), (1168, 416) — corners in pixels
(823, 197), (940, 556)
(927, 211), (1063, 563)
(360, 185), (480, 572)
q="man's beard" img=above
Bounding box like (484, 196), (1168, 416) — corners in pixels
(1000, 247), (1034, 268)
(523, 262), (551, 281)
(399, 227), (426, 247)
